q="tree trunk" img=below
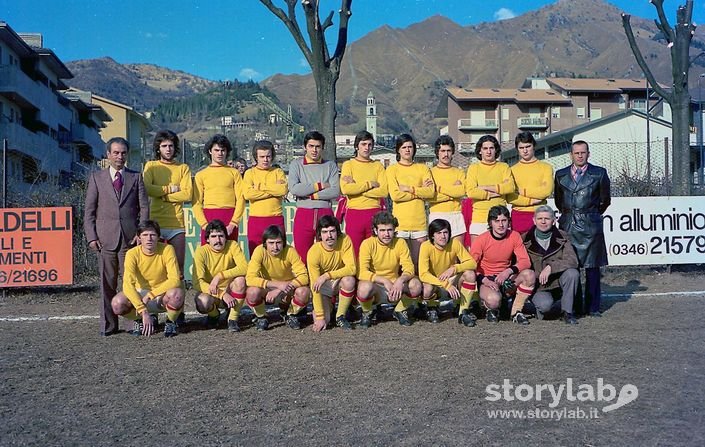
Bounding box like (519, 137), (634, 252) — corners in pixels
(314, 68), (338, 162)
(671, 94), (692, 195)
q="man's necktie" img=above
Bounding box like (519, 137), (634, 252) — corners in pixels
(113, 171), (123, 195)
(575, 169), (583, 184)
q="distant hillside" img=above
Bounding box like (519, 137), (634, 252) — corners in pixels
(65, 57), (216, 110)
(263, 0), (705, 142)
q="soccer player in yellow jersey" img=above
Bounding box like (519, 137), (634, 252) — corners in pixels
(245, 225), (311, 330)
(386, 133), (435, 270)
(192, 220), (252, 333)
(507, 132), (554, 233)
(242, 140), (288, 255)
(419, 219), (479, 326)
(111, 221), (185, 337)
(465, 135), (516, 243)
(356, 211), (422, 328)
(143, 130), (192, 275)
(307, 215), (357, 332)
(340, 130), (388, 255)
(192, 134), (245, 245)
(429, 135), (467, 242)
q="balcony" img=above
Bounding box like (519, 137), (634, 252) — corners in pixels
(517, 116), (549, 129)
(457, 118), (499, 130)
(0, 121), (69, 175)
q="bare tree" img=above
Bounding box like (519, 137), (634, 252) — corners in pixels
(259, 0), (353, 161)
(622, 0), (695, 195)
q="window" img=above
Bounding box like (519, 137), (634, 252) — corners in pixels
(502, 131), (510, 142)
(632, 99), (646, 112)
(618, 96), (626, 110)
(590, 108), (602, 120)
(552, 107), (561, 118)
(576, 107), (585, 119)
(501, 108), (509, 120)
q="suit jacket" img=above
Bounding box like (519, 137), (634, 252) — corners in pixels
(84, 167), (149, 251)
(554, 163), (611, 268)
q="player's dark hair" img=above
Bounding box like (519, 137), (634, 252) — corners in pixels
(137, 220), (161, 237)
(153, 130), (180, 160)
(395, 133), (417, 162)
(428, 218), (452, 242)
(204, 219), (228, 239)
(316, 215), (341, 240)
(434, 135), (455, 158)
(261, 224), (286, 247)
(475, 134), (501, 160)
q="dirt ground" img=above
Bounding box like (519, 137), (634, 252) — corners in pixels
(1, 266), (704, 446)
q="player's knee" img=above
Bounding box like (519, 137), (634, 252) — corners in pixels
(111, 294), (130, 315)
(408, 278), (422, 297)
(164, 289), (184, 309)
(245, 287), (264, 307)
(518, 269), (536, 287)
(194, 293), (212, 313)
(293, 287), (310, 306)
(229, 276), (247, 294)
(356, 281), (374, 299)
(340, 276), (356, 291)
(483, 292), (501, 309)
(461, 270), (476, 282)
(422, 283), (435, 299)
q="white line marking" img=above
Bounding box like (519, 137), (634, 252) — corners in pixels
(1, 290), (704, 322)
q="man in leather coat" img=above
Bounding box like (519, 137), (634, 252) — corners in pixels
(554, 140), (611, 317)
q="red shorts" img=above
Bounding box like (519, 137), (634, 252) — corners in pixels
(200, 208), (239, 245)
(247, 215), (285, 256)
(293, 207), (334, 265)
(510, 209), (535, 234)
(344, 207), (381, 256)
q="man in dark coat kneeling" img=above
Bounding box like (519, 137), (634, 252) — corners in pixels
(523, 206), (580, 324)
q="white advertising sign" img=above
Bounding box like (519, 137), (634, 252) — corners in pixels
(549, 197), (705, 266)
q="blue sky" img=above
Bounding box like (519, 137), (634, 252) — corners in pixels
(3, 0), (703, 81)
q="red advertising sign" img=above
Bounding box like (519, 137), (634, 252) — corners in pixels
(0, 207), (73, 287)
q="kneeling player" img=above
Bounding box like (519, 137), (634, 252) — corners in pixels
(192, 219), (251, 332)
(307, 215), (357, 332)
(470, 205), (535, 324)
(356, 211), (422, 327)
(111, 220), (185, 337)
(419, 218), (479, 326)
(245, 225), (311, 330)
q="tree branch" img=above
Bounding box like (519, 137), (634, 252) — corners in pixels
(690, 51), (705, 66)
(652, 0), (676, 43)
(621, 13), (672, 102)
(321, 10), (334, 31)
(332, 0), (353, 61)
(259, 0), (313, 65)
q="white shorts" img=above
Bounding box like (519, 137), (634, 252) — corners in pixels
(370, 282), (415, 303)
(428, 211), (467, 237)
(317, 278), (342, 298)
(396, 230), (428, 240)
(469, 222), (489, 236)
(160, 228), (185, 241)
(137, 289), (166, 313)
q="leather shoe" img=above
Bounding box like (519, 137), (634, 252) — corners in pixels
(561, 312), (578, 325)
(589, 311), (602, 318)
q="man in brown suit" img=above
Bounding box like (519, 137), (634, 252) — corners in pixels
(84, 137), (149, 336)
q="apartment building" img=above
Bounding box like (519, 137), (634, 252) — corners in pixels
(0, 22), (108, 188)
(446, 77), (666, 153)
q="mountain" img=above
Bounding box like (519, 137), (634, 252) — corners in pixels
(65, 57), (217, 110)
(263, 0), (704, 142)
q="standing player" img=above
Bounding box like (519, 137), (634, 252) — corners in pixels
(340, 130), (388, 255)
(356, 212), (422, 327)
(245, 225), (311, 330)
(470, 206), (535, 324)
(386, 133), (435, 269)
(507, 132), (554, 233)
(192, 220), (250, 332)
(465, 135), (515, 243)
(429, 135), (467, 242)
(418, 219), (478, 326)
(110, 221), (185, 337)
(307, 215), (357, 332)
(192, 134), (245, 245)
(143, 130), (192, 275)
(288, 130), (340, 264)
(242, 140), (288, 255)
